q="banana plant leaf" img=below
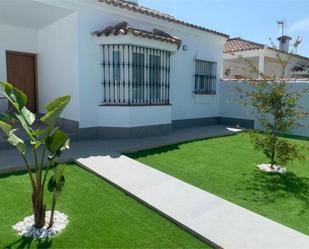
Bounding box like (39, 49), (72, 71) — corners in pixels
(0, 81), (27, 111)
(46, 129), (69, 157)
(41, 96), (70, 125)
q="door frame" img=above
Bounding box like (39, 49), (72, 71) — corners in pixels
(6, 50), (38, 113)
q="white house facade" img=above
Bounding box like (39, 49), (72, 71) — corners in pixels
(0, 0), (308, 139)
(0, 0), (233, 138)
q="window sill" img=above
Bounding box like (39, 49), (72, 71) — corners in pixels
(99, 103), (171, 107)
(192, 92), (216, 96)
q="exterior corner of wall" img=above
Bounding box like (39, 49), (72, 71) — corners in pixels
(37, 13), (80, 122)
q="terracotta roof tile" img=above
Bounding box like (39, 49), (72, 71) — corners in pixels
(225, 37), (309, 61)
(224, 38), (264, 53)
(98, 0), (229, 38)
(93, 21), (183, 48)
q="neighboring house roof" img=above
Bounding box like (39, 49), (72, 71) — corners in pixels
(93, 21), (182, 48)
(97, 0), (229, 38)
(292, 63), (309, 72)
(224, 37), (309, 61)
(224, 37), (264, 53)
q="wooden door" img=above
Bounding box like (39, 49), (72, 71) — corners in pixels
(6, 51), (37, 112)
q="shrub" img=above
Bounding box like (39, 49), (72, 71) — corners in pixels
(236, 44), (309, 169)
(0, 81), (70, 229)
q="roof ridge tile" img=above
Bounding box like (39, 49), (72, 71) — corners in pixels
(93, 21), (183, 49)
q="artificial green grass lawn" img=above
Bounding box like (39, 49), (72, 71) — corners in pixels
(0, 163), (210, 249)
(128, 133), (309, 235)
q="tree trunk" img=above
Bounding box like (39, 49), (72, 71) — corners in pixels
(270, 134), (276, 169)
(32, 186), (46, 229)
(48, 195), (57, 229)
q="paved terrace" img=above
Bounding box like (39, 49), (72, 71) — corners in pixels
(1, 125), (309, 248)
(0, 125), (235, 173)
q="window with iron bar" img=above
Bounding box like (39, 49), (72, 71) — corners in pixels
(194, 59), (217, 94)
(101, 44), (171, 105)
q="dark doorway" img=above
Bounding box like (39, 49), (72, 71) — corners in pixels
(6, 51), (37, 112)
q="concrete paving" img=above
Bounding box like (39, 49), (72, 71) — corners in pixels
(0, 125), (235, 174)
(77, 154), (309, 249)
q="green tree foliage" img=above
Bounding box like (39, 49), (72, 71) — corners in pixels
(236, 45), (309, 169)
(0, 81), (70, 229)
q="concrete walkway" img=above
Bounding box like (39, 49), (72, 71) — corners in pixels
(77, 154), (309, 249)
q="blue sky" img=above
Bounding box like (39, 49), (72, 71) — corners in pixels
(139, 0), (309, 56)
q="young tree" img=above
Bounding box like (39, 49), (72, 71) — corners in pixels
(237, 43), (309, 170)
(0, 81), (70, 229)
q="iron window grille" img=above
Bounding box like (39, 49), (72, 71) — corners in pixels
(194, 59), (217, 94)
(101, 44), (171, 105)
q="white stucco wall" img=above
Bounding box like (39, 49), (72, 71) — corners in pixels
(0, 24), (38, 82)
(97, 105), (171, 128)
(223, 57), (259, 79)
(0, 15), (80, 122)
(219, 81), (254, 121)
(38, 13), (80, 122)
(76, 4), (225, 128)
(263, 57), (308, 78)
(169, 28), (224, 122)
(219, 81), (309, 137)
(0, 24), (38, 111)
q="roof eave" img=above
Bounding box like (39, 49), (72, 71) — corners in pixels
(224, 47), (264, 54)
(97, 0), (229, 39)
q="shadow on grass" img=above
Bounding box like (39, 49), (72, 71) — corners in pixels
(126, 133), (239, 159)
(0, 170), (28, 179)
(240, 170), (309, 214)
(5, 237), (53, 249)
(0, 162), (77, 179)
(126, 143), (181, 159)
(282, 134), (309, 141)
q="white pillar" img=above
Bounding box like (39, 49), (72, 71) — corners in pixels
(258, 50), (265, 75)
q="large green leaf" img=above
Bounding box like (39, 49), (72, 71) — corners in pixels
(32, 126), (51, 138)
(45, 96), (70, 112)
(0, 112), (12, 124)
(48, 164), (65, 198)
(13, 107), (36, 140)
(0, 121), (12, 136)
(40, 96), (70, 125)
(7, 133), (26, 154)
(46, 129), (69, 155)
(54, 164), (65, 182)
(21, 107), (36, 126)
(0, 113), (12, 136)
(15, 113), (33, 139)
(32, 127), (53, 149)
(0, 81), (27, 111)
(0, 81), (12, 95)
(10, 88), (27, 110)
